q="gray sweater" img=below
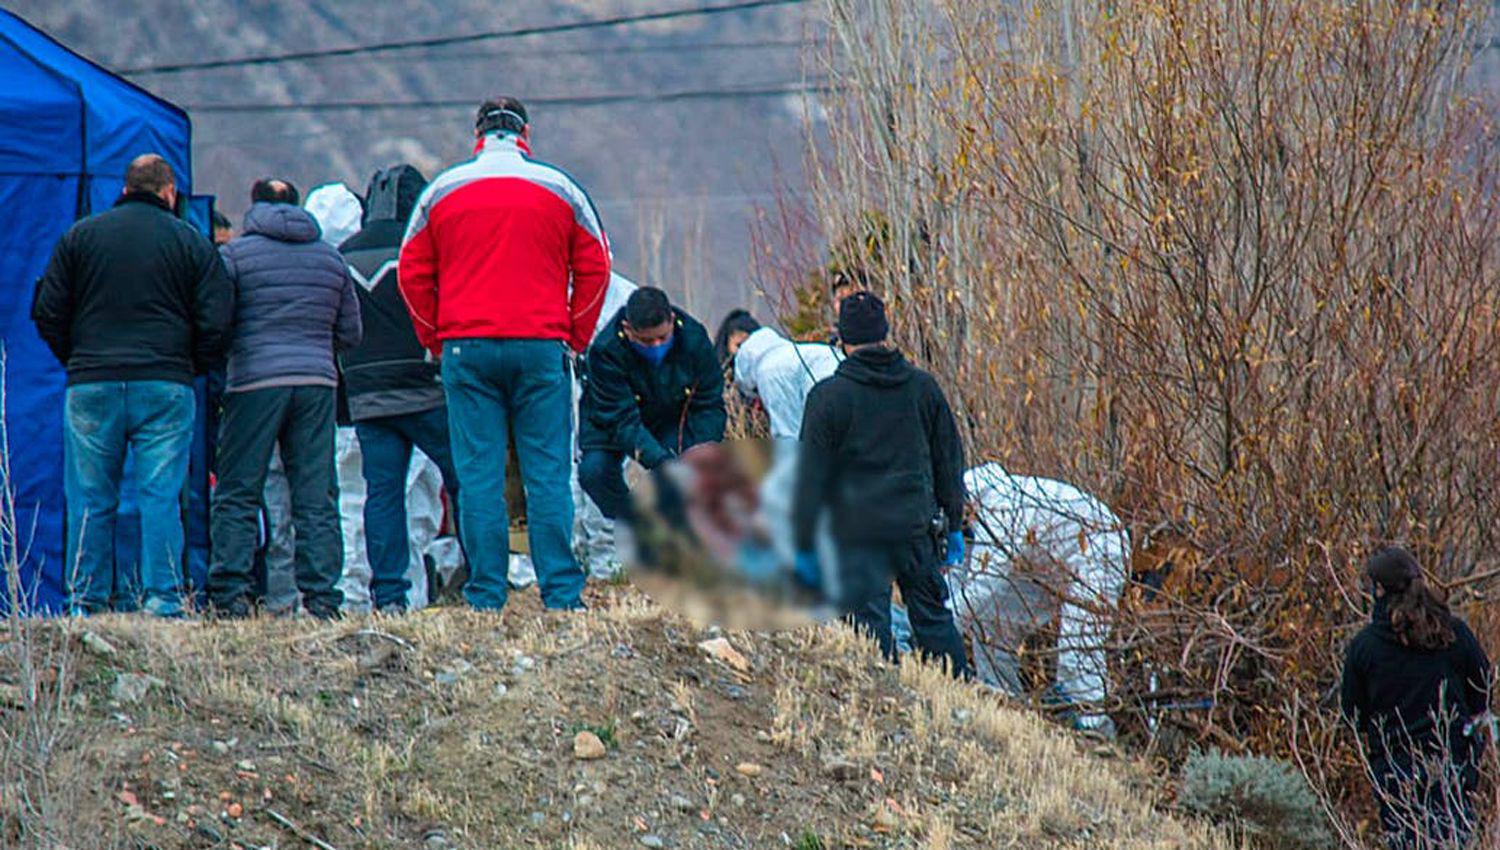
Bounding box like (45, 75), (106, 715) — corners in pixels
(221, 203), (362, 392)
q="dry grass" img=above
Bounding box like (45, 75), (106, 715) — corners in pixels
(0, 587), (1234, 848)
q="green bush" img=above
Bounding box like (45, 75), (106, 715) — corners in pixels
(1178, 750), (1333, 850)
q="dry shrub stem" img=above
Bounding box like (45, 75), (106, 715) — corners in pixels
(798, 0), (1500, 838)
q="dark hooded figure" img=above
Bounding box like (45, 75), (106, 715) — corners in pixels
(339, 164), (461, 613)
(1341, 546), (1491, 850)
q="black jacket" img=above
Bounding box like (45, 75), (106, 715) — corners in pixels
(339, 165), (441, 421)
(1340, 597), (1491, 766)
(579, 306), (726, 468)
(31, 192), (232, 385)
(793, 346), (964, 549)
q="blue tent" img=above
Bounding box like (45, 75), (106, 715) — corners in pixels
(0, 10), (209, 612)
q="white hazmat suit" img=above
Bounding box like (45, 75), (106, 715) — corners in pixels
(950, 462), (1129, 734)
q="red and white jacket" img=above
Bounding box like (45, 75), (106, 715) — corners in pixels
(399, 133), (611, 354)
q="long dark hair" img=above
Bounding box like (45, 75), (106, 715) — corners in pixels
(1366, 546), (1455, 650)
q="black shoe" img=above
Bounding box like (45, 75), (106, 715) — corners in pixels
(374, 602), (407, 616)
(306, 605), (344, 621)
(211, 597), (253, 621)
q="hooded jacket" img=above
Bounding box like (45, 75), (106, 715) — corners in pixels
(221, 203), (362, 392)
(793, 347), (965, 549)
(339, 166), (443, 421)
(32, 192), (232, 385)
(732, 327), (841, 441)
(579, 306), (726, 468)
(1340, 597), (1491, 767)
(399, 132), (611, 354)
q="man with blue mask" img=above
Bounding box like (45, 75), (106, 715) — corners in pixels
(578, 287), (726, 520)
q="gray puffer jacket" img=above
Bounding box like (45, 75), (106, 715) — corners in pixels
(222, 203), (362, 392)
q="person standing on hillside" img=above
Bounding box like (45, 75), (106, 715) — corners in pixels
(400, 97), (610, 612)
(208, 179), (362, 620)
(578, 287), (727, 522)
(32, 154), (232, 617)
(792, 292), (971, 678)
(1341, 546), (1491, 850)
(341, 164), (460, 614)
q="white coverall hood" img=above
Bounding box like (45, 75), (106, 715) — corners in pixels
(304, 182), (363, 247)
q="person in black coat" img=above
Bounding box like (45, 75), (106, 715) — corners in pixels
(31, 154), (232, 617)
(1341, 546), (1492, 850)
(578, 287), (726, 520)
(792, 292), (971, 678)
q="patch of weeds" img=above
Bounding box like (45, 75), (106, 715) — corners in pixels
(568, 718), (618, 749)
(793, 830), (826, 850)
(607, 568), (631, 587)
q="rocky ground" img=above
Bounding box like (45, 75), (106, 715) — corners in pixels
(0, 585), (1230, 849)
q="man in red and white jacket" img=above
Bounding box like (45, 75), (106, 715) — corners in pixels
(399, 96), (609, 611)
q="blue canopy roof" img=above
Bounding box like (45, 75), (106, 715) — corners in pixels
(0, 10), (199, 611)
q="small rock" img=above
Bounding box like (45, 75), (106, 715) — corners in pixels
(573, 731), (607, 760)
(669, 794), (695, 812)
(235, 760), (256, 773)
(434, 671), (460, 686)
(422, 828), (452, 849)
(731, 794), (746, 807)
(821, 756), (861, 781)
(211, 740), (230, 755)
(226, 802), (243, 819)
(723, 685), (748, 700)
(111, 672), (163, 704)
(734, 762), (763, 778)
(754, 730), (772, 743)
(952, 708), (974, 725)
(640, 835), (665, 848)
(81, 631), (118, 658)
(511, 654), (536, 676)
(697, 638), (750, 673)
(494, 683), (509, 697)
(530, 811), (545, 826)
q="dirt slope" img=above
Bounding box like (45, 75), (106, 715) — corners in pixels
(1, 586), (1229, 849)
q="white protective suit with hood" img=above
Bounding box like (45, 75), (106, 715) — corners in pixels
(572, 272), (640, 577)
(730, 327), (842, 578)
(949, 462), (1129, 734)
(297, 183), (453, 612)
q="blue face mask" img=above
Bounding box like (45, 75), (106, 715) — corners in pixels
(629, 332), (674, 366)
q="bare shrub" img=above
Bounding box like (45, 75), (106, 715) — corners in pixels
(800, 0), (1500, 831)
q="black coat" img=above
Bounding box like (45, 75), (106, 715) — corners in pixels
(339, 219), (442, 421)
(1340, 597), (1491, 767)
(31, 192), (232, 385)
(579, 306), (726, 468)
(793, 346), (965, 550)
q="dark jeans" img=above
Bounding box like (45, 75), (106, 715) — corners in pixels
(1373, 751), (1480, 850)
(578, 449), (632, 520)
(355, 406), (459, 611)
(63, 380), (195, 616)
(209, 386), (343, 616)
(839, 535), (972, 679)
(442, 338), (582, 611)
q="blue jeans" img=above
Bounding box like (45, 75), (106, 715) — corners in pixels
(442, 339), (583, 610)
(355, 406), (459, 611)
(63, 381), (194, 616)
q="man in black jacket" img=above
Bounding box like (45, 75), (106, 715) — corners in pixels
(578, 287), (726, 520)
(339, 164), (459, 613)
(793, 292), (970, 677)
(32, 154), (232, 617)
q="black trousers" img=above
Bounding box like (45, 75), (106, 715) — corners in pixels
(208, 386), (343, 616)
(838, 535), (972, 679)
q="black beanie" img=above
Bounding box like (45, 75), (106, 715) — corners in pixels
(837, 291), (889, 346)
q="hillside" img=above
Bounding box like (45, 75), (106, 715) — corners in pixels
(10, 0), (820, 321)
(1, 586), (1230, 849)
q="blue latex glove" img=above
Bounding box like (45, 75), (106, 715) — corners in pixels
(944, 530), (966, 568)
(794, 551), (821, 590)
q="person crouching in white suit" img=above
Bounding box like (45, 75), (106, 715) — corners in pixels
(951, 462), (1129, 736)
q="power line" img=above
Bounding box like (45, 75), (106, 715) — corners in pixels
(366, 36), (813, 64)
(185, 83), (828, 114)
(120, 0), (807, 75)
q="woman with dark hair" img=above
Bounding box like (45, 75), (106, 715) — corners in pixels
(1341, 546), (1491, 849)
